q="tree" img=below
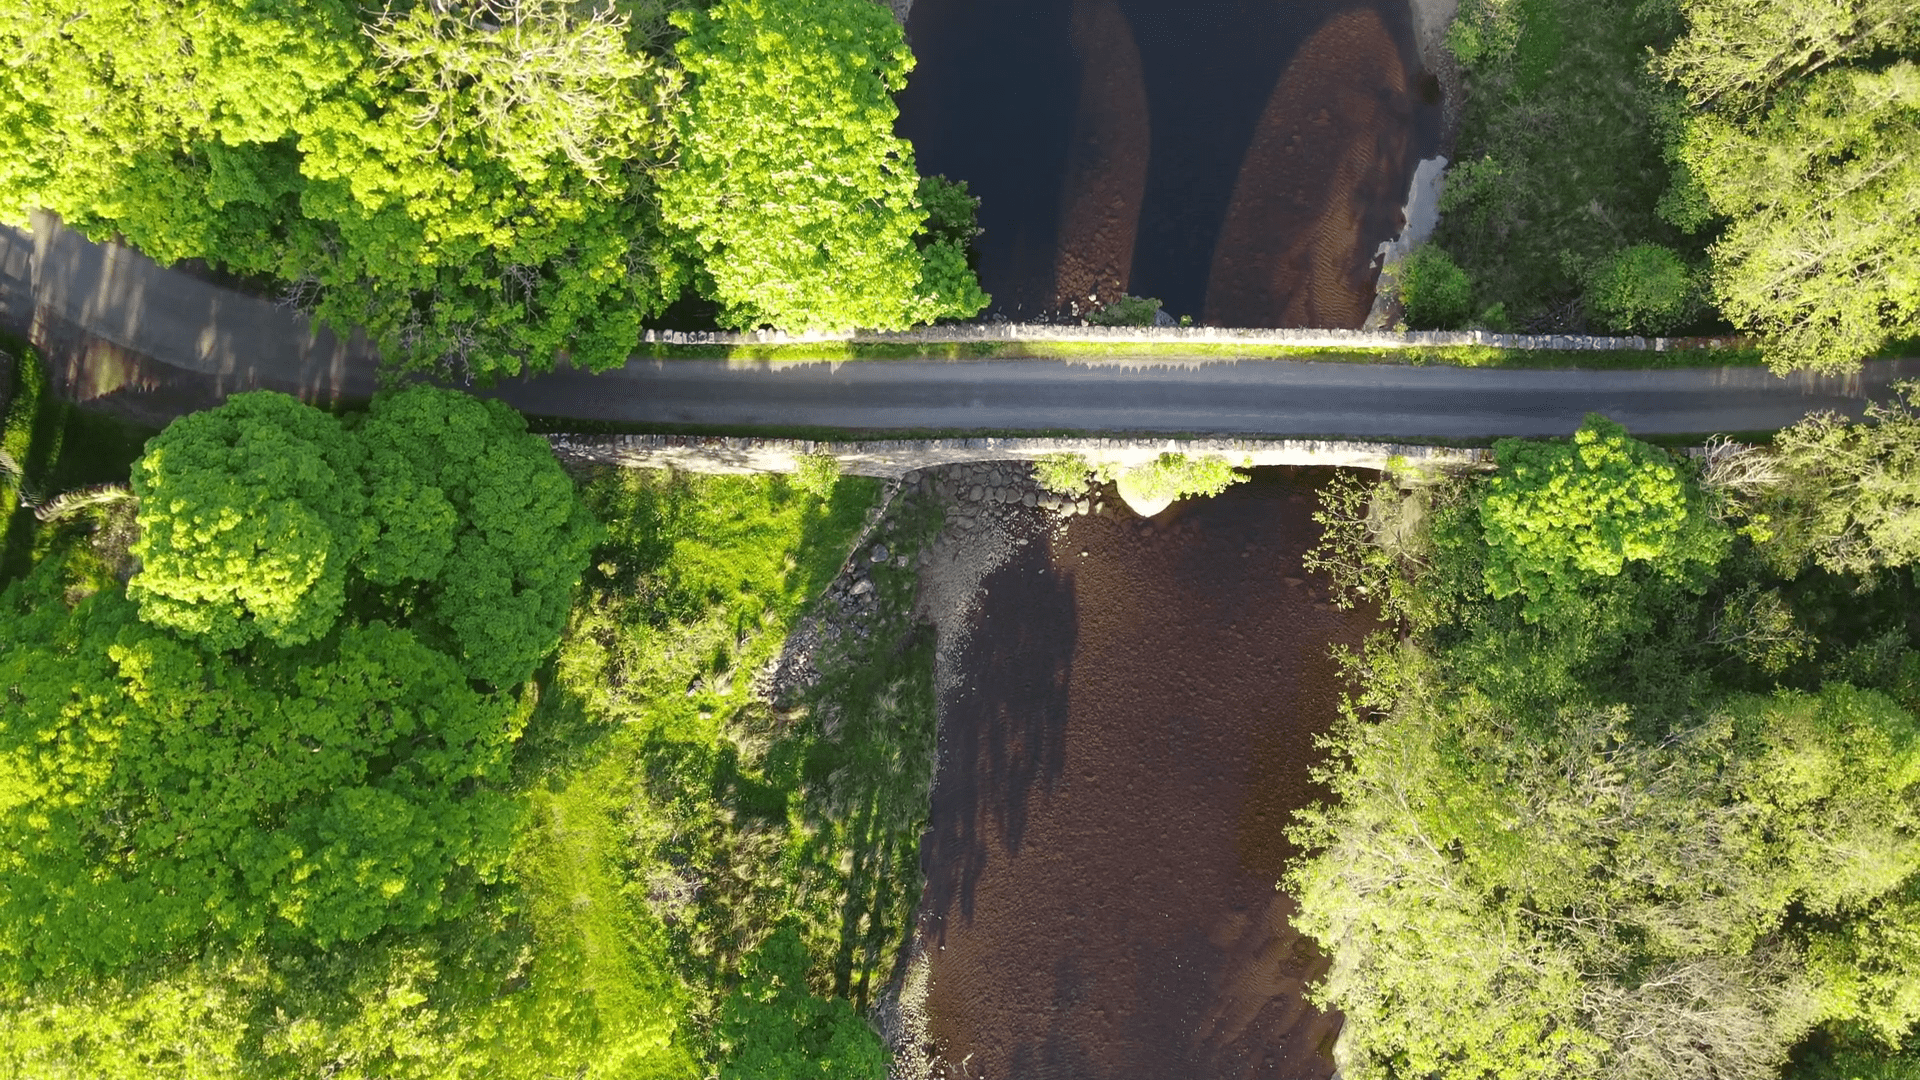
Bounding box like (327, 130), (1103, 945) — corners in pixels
(1656, 0), (1920, 117)
(0, 559), (526, 977)
(129, 391), (367, 651)
(714, 925), (887, 1080)
(1290, 667), (1920, 1080)
(1682, 63), (1920, 372)
(1743, 384), (1920, 576)
(1479, 414), (1725, 617)
(0, 0), (686, 378)
(357, 385), (599, 688)
(659, 0), (987, 331)
(128, 387), (594, 686)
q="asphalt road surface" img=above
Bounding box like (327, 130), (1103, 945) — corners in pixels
(494, 356), (1920, 438)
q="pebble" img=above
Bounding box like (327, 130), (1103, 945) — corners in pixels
(852, 578), (874, 597)
(871, 544), (890, 562)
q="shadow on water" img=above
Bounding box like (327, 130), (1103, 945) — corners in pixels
(917, 468), (1377, 1080)
(896, 0), (1440, 326)
(919, 534), (1078, 935)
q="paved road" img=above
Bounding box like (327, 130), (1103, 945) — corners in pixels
(10, 217), (1919, 437)
(493, 356), (1920, 438)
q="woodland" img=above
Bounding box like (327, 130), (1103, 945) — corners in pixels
(1412, 0), (1920, 372)
(1301, 406), (1920, 1080)
(0, 350), (941, 1077)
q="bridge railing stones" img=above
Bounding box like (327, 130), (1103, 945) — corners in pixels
(547, 432), (1493, 480)
(641, 324), (1748, 354)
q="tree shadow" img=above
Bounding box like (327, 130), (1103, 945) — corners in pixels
(919, 535), (1077, 942)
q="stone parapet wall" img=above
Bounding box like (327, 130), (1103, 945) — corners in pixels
(641, 324), (1745, 353)
(547, 432), (1491, 479)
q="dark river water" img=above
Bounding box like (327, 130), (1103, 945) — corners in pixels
(918, 469), (1380, 1079)
(896, 0), (1441, 327)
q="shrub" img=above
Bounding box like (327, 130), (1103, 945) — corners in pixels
(1395, 246), (1474, 330)
(792, 452), (842, 500)
(1116, 453), (1249, 504)
(1087, 295), (1163, 327)
(1031, 453), (1095, 496)
(1586, 244), (1694, 334)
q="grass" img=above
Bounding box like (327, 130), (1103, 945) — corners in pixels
(0, 332), (156, 583)
(1433, 0), (1700, 331)
(512, 465), (945, 1068)
(628, 339), (1762, 368)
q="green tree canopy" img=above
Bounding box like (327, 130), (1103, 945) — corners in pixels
(1683, 63), (1920, 372)
(1291, 668), (1920, 1080)
(1480, 415), (1725, 616)
(129, 391), (366, 651)
(1731, 385), (1920, 576)
(714, 925), (887, 1080)
(659, 0), (987, 331)
(357, 385), (600, 688)
(0, 0), (689, 378)
(1654, 1), (1920, 371)
(127, 387), (595, 686)
(0, 560), (525, 978)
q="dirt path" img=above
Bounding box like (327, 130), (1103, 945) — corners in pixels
(913, 468), (1376, 1080)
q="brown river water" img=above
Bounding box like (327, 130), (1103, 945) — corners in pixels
(917, 468), (1379, 1079)
(895, 0), (1442, 326)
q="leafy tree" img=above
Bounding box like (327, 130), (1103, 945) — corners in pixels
(0, 560), (526, 977)
(1395, 245), (1474, 330)
(714, 925), (886, 1080)
(1741, 385), (1920, 576)
(0, 0), (685, 378)
(1656, 0), (1920, 117)
(357, 386), (599, 688)
(1480, 414), (1725, 617)
(1291, 669), (1920, 1080)
(1585, 243), (1696, 334)
(1682, 63), (1920, 372)
(129, 391), (367, 651)
(128, 387), (594, 686)
(659, 0), (986, 331)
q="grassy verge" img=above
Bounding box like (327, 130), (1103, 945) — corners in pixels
(515, 466), (944, 1068)
(631, 339), (1763, 368)
(0, 332), (156, 582)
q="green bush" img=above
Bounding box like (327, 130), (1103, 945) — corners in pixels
(1032, 453), (1094, 496)
(792, 451), (842, 500)
(1116, 453), (1249, 504)
(1087, 295), (1163, 327)
(714, 925), (887, 1080)
(1480, 414), (1726, 618)
(1586, 243), (1694, 334)
(1396, 246), (1474, 330)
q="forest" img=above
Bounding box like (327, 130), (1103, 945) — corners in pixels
(1409, 0), (1920, 372)
(0, 0), (988, 379)
(1299, 405), (1920, 1080)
